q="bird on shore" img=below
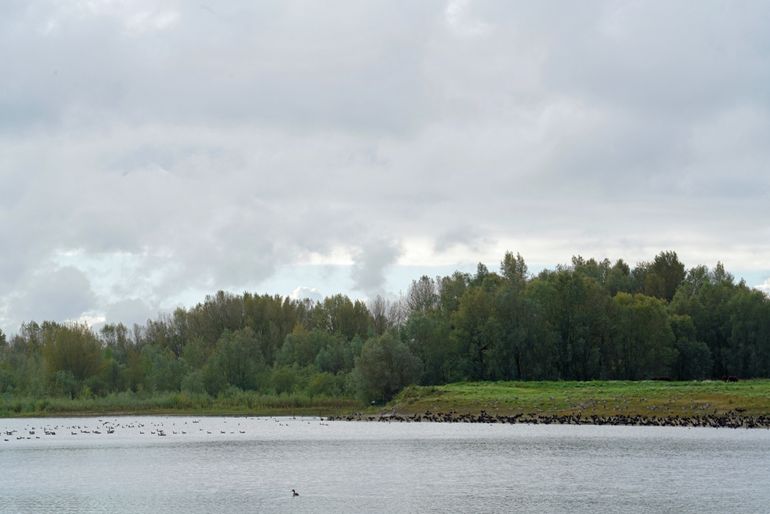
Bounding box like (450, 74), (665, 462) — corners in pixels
(292, 489), (299, 497)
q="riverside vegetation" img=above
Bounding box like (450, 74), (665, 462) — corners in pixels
(330, 380), (770, 428)
(1, 251), (769, 421)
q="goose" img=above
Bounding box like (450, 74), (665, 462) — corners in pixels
(292, 489), (299, 497)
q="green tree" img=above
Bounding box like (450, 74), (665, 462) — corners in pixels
(204, 327), (266, 394)
(407, 276), (439, 313)
(312, 295), (372, 341)
(671, 264), (736, 377)
(438, 272), (470, 313)
(610, 294), (677, 379)
(637, 251), (686, 301)
(307, 372), (343, 397)
(450, 285), (502, 380)
(725, 287), (770, 377)
(141, 344), (188, 392)
(535, 270), (611, 380)
(670, 314), (712, 380)
(354, 332), (421, 403)
(501, 251), (528, 287)
(42, 323), (104, 384)
(605, 259), (634, 296)
(404, 312), (455, 384)
(271, 366), (299, 394)
(277, 327), (345, 368)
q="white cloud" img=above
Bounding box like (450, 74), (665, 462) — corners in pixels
(445, 0), (491, 37)
(1, 0), (769, 332)
(289, 287), (323, 303)
(757, 279), (770, 296)
(124, 10), (179, 34)
(351, 240), (402, 296)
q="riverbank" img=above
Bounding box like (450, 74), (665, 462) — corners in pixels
(0, 391), (358, 418)
(329, 380), (770, 428)
(330, 408), (770, 428)
(4, 380), (770, 425)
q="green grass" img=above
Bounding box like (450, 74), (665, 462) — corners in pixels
(388, 380), (770, 418)
(5, 380), (770, 419)
(0, 391), (359, 418)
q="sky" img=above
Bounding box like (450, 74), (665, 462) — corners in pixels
(1, 0), (769, 334)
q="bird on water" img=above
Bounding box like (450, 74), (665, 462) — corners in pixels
(292, 489), (299, 497)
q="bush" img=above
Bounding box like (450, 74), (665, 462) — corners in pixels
(307, 372), (343, 397)
(272, 367), (298, 395)
(181, 371), (206, 395)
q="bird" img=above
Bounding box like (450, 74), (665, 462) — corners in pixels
(292, 489), (299, 497)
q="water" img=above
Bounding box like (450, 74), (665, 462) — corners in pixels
(1, 417), (769, 513)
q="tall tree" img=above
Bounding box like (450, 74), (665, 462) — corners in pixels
(637, 251), (686, 301)
(354, 333), (421, 403)
(42, 323), (104, 384)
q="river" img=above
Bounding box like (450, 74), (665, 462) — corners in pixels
(1, 416), (768, 513)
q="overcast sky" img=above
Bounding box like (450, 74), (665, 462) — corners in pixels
(2, 0), (769, 333)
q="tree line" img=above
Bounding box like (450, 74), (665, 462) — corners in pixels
(1, 251), (768, 403)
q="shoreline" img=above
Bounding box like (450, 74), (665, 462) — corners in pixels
(328, 409), (770, 429)
(0, 406), (350, 419)
(3, 407), (770, 428)
(5, 380), (770, 424)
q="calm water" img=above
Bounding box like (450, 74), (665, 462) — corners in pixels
(1, 416), (769, 513)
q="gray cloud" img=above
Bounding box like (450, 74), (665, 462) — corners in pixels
(104, 298), (155, 328)
(9, 267), (96, 324)
(434, 226), (494, 253)
(1, 0), (769, 332)
(351, 240), (402, 296)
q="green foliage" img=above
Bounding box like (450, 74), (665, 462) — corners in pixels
(451, 285), (501, 380)
(636, 251), (686, 301)
(42, 323), (104, 383)
(609, 293), (676, 379)
(181, 370), (206, 395)
(141, 344), (188, 392)
(669, 314), (711, 379)
(181, 337), (209, 369)
(204, 328), (266, 394)
(52, 370), (78, 399)
(532, 270), (611, 380)
(407, 276), (439, 313)
(0, 250), (768, 413)
(271, 366), (299, 394)
(312, 295), (371, 340)
(404, 312), (454, 384)
(0, 367), (15, 394)
(501, 251), (528, 286)
(307, 372), (344, 397)
(278, 328), (348, 369)
(354, 332), (422, 403)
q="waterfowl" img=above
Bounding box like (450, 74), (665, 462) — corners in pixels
(292, 489), (299, 497)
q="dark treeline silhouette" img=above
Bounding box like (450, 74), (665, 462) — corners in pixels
(1, 251), (769, 404)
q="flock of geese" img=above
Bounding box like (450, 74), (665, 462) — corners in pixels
(2, 417), (330, 442)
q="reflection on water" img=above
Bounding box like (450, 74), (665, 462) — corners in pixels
(1, 416), (769, 513)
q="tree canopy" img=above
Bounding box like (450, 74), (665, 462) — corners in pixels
(1, 250), (768, 403)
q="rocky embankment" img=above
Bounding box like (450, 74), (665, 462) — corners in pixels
(327, 409), (770, 428)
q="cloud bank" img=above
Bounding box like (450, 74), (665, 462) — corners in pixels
(1, 0), (769, 332)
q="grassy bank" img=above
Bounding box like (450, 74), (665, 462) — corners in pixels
(388, 380), (770, 418)
(5, 380), (770, 420)
(0, 391), (359, 418)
